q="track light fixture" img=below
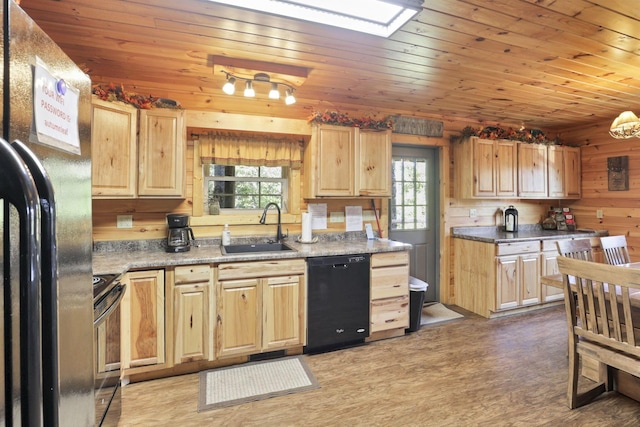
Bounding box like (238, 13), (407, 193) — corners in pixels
(222, 76), (236, 95)
(221, 71), (296, 105)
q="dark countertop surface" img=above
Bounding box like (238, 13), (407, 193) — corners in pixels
(452, 225), (607, 244)
(92, 236), (411, 277)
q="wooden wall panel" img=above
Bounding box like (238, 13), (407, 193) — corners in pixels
(557, 119), (640, 262)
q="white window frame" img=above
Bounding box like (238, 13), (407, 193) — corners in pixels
(203, 165), (289, 214)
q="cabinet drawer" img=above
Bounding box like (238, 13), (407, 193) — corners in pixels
(496, 241), (540, 256)
(542, 237), (600, 252)
(174, 265), (211, 284)
(371, 265), (409, 299)
(370, 296), (409, 332)
(218, 259), (306, 280)
(541, 240), (561, 252)
(371, 251), (409, 268)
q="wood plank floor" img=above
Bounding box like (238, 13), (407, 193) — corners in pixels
(117, 306), (640, 426)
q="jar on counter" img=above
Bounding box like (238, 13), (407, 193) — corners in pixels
(542, 214), (557, 230)
(209, 199), (220, 215)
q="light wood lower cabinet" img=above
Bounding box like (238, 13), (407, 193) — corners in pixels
(369, 252), (409, 336)
(121, 269), (166, 373)
(172, 264), (213, 364)
(455, 237), (602, 318)
(455, 239), (544, 318)
(541, 241), (563, 303)
(216, 259), (306, 358)
(263, 274), (305, 351)
(496, 247), (540, 310)
(217, 278), (261, 357)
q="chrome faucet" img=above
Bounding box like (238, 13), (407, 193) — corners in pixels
(260, 203), (287, 243)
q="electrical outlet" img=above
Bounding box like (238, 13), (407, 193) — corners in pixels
(596, 209), (603, 219)
(117, 215), (133, 228)
(469, 208), (477, 218)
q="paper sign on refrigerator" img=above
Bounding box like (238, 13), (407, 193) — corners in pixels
(32, 56), (81, 154)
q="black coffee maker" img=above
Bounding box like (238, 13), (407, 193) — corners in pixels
(166, 214), (195, 253)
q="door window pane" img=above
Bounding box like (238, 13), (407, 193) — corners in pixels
(391, 156), (430, 230)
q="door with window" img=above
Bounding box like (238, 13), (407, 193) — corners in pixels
(389, 146), (439, 302)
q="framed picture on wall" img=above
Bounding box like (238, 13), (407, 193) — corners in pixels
(608, 155), (629, 191)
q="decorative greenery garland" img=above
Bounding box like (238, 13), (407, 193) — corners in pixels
(460, 125), (562, 145)
(92, 83), (182, 109)
(308, 110), (393, 130)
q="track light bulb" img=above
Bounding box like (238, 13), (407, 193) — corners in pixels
(244, 80), (255, 97)
(222, 76), (236, 95)
(269, 83), (280, 99)
(285, 89), (296, 105)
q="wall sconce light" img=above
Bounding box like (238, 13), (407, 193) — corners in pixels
(221, 71), (296, 105)
(610, 111), (640, 139)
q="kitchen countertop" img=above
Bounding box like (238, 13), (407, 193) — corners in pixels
(92, 236), (411, 277)
(452, 225), (607, 244)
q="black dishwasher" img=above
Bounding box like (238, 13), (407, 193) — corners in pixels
(306, 254), (370, 353)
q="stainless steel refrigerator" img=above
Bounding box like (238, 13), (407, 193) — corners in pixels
(0, 1), (94, 425)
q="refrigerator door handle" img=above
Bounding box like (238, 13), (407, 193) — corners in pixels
(11, 139), (60, 426)
(0, 138), (44, 425)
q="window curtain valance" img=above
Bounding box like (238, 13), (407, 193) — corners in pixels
(198, 131), (302, 169)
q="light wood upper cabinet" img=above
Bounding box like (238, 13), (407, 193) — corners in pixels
(562, 146), (581, 199)
(455, 137), (580, 200)
(541, 145), (582, 199)
(454, 137), (517, 198)
(91, 97), (186, 199)
(357, 129), (392, 196)
(120, 269), (166, 372)
(518, 143), (548, 198)
(304, 124), (391, 198)
(138, 109), (186, 197)
(305, 124), (354, 197)
(91, 99), (138, 198)
(495, 140), (518, 197)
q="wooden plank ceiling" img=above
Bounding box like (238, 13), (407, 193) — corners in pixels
(19, 0), (640, 130)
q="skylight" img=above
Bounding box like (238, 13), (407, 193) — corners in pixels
(207, 0), (421, 38)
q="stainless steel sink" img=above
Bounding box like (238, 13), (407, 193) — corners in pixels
(221, 242), (296, 255)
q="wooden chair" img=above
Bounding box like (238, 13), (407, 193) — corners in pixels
(556, 256), (640, 409)
(556, 238), (594, 261)
(600, 235), (631, 265)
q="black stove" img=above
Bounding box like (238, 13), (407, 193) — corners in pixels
(93, 274), (119, 302)
(92, 273), (126, 426)
(92, 274), (123, 327)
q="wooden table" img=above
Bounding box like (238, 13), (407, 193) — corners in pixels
(541, 261), (640, 299)
(542, 262), (640, 287)
(542, 261), (640, 402)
